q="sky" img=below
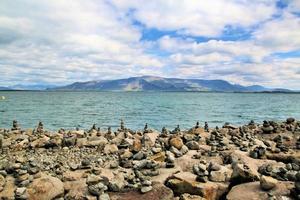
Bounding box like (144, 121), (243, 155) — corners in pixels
(0, 0), (300, 89)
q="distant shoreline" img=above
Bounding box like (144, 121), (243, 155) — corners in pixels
(1, 90), (300, 94)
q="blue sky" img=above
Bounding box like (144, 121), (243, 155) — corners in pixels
(0, 0), (300, 89)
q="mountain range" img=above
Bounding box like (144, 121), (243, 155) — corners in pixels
(45, 76), (292, 92)
(0, 86), (13, 90)
(0, 76), (294, 92)
(0, 84), (58, 91)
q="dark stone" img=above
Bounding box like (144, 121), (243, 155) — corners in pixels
(62, 137), (76, 147)
(204, 122), (209, 132)
(196, 175), (208, 183)
(81, 159), (91, 168)
(287, 117), (295, 124)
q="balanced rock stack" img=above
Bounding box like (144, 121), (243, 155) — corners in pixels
(0, 118), (299, 200)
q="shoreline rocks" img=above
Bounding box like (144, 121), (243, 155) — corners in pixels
(0, 118), (299, 199)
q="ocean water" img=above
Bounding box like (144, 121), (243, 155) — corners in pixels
(0, 91), (300, 131)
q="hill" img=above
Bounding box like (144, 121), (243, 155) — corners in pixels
(49, 76), (290, 92)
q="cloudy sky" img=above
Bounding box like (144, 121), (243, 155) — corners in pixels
(0, 0), (300, 89)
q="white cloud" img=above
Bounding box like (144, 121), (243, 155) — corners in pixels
(111, 0), (277, 37)
(159, 36), (270, 62)
(253, 12), (300, 52)
(0, 0), (163, 85)
(170, 52), (232, 65)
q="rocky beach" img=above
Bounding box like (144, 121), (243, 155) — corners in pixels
(0, 118), (300, 200)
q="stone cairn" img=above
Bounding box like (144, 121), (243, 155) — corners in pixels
(35, 121), (44, 135)
(274, 135), (288, 153)
(206, 128), (227, 155)
(11, 120), (21, 131)
(249, 146), (266, 159)
(204, 122), (209, 132)
(193, 161), (209, 183)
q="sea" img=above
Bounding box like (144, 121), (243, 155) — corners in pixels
(0, 91), (300, 131)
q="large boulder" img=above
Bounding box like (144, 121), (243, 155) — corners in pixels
(104, 144), (119, 154)
(151, 166), (182, 184)
(165, 172), (229, 200)
(209, 166), (232, 182)
(230, 163), (259, 184)
(226, 181), (293, 200)
(175, 150), (203, 172)
(27, 174), (64, 200)
(64, 179), (96, 200)
(30, 136), (50, 148)
(86, 136), (108, 147)
(109, 182), (173, 200)
(62, 170), (85, 181)
(143, 132), (159, 147)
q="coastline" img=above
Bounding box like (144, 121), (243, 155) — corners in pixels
(0, 119), (299, 199)
(1, 89), (300, 93)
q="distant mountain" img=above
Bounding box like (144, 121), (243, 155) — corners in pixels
(11, 84), (58, 90)
(0, 86), (14, 91)
(48, 76), (292, 92)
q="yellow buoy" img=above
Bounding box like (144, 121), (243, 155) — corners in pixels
(1, 96), (5, 100)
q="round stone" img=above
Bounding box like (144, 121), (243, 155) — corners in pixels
(141, 186), (152, 193)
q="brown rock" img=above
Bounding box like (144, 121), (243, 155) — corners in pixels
(120, 149), (133, 159)
(86, 136), (108, 147)
(231, 163), (259, 184)
(13, 139), (29, 150)
(109, 182), (173, 200)
(144, 132), (159, 147)
(226, 181), (293, 200)
(175, 150), (201, 172)
(150, 152), (166, 162)
(64, 179), (96, 200)
(0, 174), (5, 188)
(69, 130), (85, 138)
(76, 138), (88, 147)
(104, 144), (119, 154)
(100, 169), (115, 182)
(260, 175), (278, 191)
(131, 139), (142, 152)
(27, 174), (64, 200)
(0, 176), (15, 199)
(180, 193), (205, 200)
(166, 172), (229, 200)
(63, 171), (85, 182)
(170, 137), (184, 150)
(209, 166), (232, 182)
(30, 136), (50, 148)
(151, 167), (182, 184)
